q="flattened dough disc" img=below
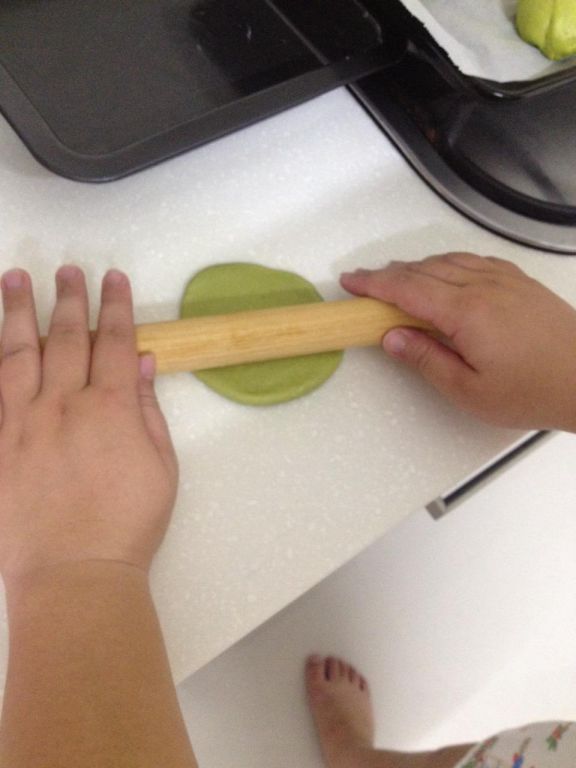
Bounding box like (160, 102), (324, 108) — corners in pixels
(180, 263), (343, 406)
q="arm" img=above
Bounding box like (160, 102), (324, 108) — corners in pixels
(0, 267), (198, 768)
(2, 562), (197, 768)
(342, 252), (576, 432)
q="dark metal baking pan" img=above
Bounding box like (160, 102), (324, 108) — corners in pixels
(0, 0), (404, 182)
(351, 0), (576, 253)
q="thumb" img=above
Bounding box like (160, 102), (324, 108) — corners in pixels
(138, 354), (177, 468)
(383, 328), (473, 398)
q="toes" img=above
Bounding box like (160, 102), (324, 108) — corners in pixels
(306, 655), (368, 691)
(334, 658), (368, 693)
(325, 657), (339, 682)
(306, 655), (331, 704)
(306, 655), (325, 685)
(343, 661), (368, 693)
(305, 655), (344, 687)
(305, 654), (376, 757)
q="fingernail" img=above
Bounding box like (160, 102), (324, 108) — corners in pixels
(341, 268), (370, 279)
(105, 269), (127, 286)
(139, 353), (156, 380)
(383, 329), (408, 356)
(57, 265), (81, 282)
(308, 655), (323, 664)
(2, 269), (24, 290)
(56, 266), (82, 296)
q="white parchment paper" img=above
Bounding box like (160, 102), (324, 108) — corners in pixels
(399, 0), (576, 81)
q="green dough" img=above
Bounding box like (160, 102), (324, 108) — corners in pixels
(516, 0), (576, 61)
(180, 263), (343, 406)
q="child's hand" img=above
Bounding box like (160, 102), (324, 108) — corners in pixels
(342, 253), (576, 431)
(0, 267), (178, 585)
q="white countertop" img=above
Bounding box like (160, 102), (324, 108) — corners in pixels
(0, 87), (575, 685)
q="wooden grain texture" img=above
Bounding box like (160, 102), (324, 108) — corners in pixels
(136, 298), (432, 374)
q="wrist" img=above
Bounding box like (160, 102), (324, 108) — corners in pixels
(4, 560), (150, 620)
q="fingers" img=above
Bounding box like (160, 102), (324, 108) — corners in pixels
(341, 262), (460, 331)
(414, 254), (489, 285)
(341, 255), (482, 401)
(426, 252), (522, 275)
(340, 254), (521, 334)
(138, 354), (178, 472)
(0, 269), (41, 417)
(383, 327), (475, 400)
(417, 253), (524, 283)
(449, 252), (524, 275)
(42, 266), (91, 395)
(90, 270), (139, 391)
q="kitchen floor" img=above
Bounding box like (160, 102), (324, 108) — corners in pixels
(177, 431), (576, 768)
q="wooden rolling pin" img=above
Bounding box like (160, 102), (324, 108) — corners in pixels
(136, 298), (432, 375)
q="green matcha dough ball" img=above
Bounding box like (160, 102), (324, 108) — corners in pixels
(516, 0), (576, 61)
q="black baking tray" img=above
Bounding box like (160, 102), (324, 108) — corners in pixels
(0, 0), (404, 182)
(2, 0), (576, 252)
(351, 0), (576, 253)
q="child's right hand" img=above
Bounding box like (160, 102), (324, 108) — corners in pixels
(0, 266), (178, 587)
(341, 252), (576, 432)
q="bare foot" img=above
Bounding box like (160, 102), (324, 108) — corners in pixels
(306, 655), (375, 768)
(305, 655), (473, 768)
